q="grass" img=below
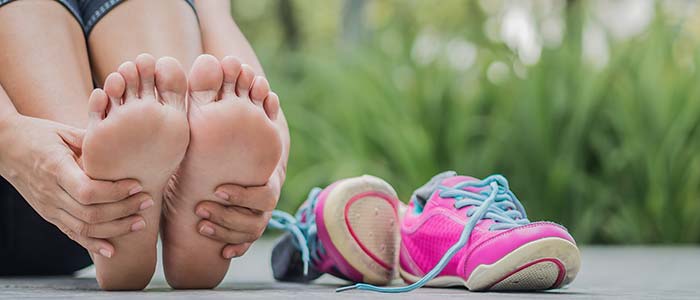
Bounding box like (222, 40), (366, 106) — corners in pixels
(237, 1), (700, 244)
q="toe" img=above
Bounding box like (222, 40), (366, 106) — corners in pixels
(155, 57), (188, 111)
(263, 91), (280, 121)
(249, 76), (270, 106)
(135, 54), (156, 100)
(88, 89), (109, 129)
(103, 72), (126, 109)
(235, 64), (255, 98)
(117, 62), (140, 102)
(188, 54), (223, 105)
(221, 56), (242, 97)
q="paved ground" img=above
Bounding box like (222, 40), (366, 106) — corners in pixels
(1, 239), (699, 299)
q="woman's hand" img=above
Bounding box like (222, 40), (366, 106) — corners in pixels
(0, 115), (152, 258)
(194, 166), (284, 259)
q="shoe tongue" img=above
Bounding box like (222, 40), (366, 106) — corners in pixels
(440, 175), (480, 188)
(411, 172), (484, 207)
(411, 171), (457, 207)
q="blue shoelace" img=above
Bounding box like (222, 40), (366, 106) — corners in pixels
(267, 187), (325, 275)
(337, 174), (530, 293)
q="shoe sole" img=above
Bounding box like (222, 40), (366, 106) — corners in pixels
(400, 237), (581, 291)
(320, 175), (400, 285)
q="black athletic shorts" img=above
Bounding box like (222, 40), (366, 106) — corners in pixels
(0, 0), (195, 35)
(0, 0), (196, 276)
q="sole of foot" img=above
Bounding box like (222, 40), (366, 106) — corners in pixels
(82, 54), (189, 290)
(162, 54), (282, 289)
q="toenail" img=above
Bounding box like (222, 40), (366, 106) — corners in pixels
(215, 191), (230, 201)
(139, 199), (154, 211)
(99, 248), (113, 258)
(131, 220), (146, 232)
(129, 185), (143, 196)
(200, 225), (215, 236)
(196, 208), (210, 219)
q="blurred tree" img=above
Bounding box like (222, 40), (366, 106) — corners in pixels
(277, 0), (300, 50)
(342, 0), (368, 45)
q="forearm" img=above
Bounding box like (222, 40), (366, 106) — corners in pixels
(196, 0), (290, 175)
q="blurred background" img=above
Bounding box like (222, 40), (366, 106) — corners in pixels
(233, 0), (700, 244)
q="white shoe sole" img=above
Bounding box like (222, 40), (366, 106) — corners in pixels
(400, 237), (581, 291)
(321, 175), (400, 285)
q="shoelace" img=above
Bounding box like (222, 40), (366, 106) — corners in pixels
(337, 174), (530, 293)
(267, 187), (325, 275)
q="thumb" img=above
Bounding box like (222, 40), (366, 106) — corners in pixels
(56, 123), (86, 153)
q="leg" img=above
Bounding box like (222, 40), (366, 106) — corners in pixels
(88, 0), (202, 85)
(81, 55), (189, 290)
(0, 0), (92, 128)
(155, 1), (289, 288)
(163, 55), (282, 289)
(0, 0), (93, 275)
(82, 0), (200, 289)
(194, 0), (289, 184)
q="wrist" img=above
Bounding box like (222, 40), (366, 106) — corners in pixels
(0, 111), (19, 144)
(0, 112), (21, 177)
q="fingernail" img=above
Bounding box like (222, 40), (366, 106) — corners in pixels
(196, 208), (210, 219)
(139, 199), (154, 211)
(129, 185), (143, 196)
(215, 191), (230, 201)
(224, 250), (235, 259)
(199, 225), (214, 236)
(99, 248), (113, 258)
(131, 220), (146, 232)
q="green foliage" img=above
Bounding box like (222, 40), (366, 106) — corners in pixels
(234, 1), (700, 244)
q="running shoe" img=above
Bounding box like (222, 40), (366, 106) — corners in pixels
(268, 175), (400, 285)
(340, 171), (580, 292)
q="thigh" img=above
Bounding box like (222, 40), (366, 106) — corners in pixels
(0, 178), (92, 276)
(87, 0), (202, 84)
(0, 0), (94, 128)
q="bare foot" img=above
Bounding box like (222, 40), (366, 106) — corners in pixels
(82, 54), (189, 290)
(162, 55), (282, 289)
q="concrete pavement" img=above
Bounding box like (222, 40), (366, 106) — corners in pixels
(1, 239), (699, 299)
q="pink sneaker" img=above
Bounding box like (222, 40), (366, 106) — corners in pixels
(269, 175), (400, 285)
(341, 171), (581, 293)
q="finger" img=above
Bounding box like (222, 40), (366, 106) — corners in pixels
(57, 208), (146, 239)
(54, 218), (115, 259)
(222, 243), (252, 259)
(195, 201), (267, 233)
(197, 219), (260, 245)
(213, 184), (278, 212)
(63, 192), (154, 224)
(56, 155), (142, 204)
